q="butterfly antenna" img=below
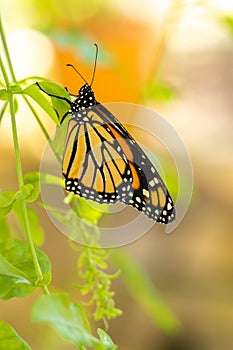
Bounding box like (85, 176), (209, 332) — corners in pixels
(90, 43), (98, 87)
(66, 64), (89, 85)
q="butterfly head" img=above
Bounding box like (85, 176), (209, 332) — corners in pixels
(72, 83), (98, 111)
(79, 83), (93, 96)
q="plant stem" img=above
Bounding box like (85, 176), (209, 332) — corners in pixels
(0, 21), (50, 296)
(0, 16), (17, 82)
(0, 17), (55, 156)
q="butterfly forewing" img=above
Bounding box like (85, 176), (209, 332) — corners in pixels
(62, 99), (175, 223)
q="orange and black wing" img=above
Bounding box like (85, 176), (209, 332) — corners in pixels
(62, 104), (175, 223)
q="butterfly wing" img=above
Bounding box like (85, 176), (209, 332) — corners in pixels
(62, 105), (175, 223)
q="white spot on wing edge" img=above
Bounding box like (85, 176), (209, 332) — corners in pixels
(167, 202), (172, 210)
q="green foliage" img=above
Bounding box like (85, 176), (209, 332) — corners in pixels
(13, 203), (44, 246)
(0, 237), (51, 299)
(32, 293), (117, 350)
(77, 245), (122, 323)
(0, 88), (8, 100)
(0, 189), (44, 245)
(0, 191), (17, 220)
(112, 250), (181, 335)
(72, 197), (109, 225)
(0, 219), (10, 242)
(22, 83), (59, 125)
(143, 79), (176, 102)
(44, 28), (113, 65)
(0, 15), (180, 350)
(0, 320), (32, 350)
(97, 328), (117, 350)
(221, 16), (233, 37)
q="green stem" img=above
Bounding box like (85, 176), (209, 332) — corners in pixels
(0, 16), (56, 159)
(0, 16), (17, 82)
(23, 95), (50, 140)
(0, 21), (50, 296)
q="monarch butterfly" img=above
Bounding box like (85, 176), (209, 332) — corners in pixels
(37, 44), (175, 224)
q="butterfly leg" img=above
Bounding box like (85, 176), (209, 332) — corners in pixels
(60, 110), (72, 124)
(65, 86), (78, 97)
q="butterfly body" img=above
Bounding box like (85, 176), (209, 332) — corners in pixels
(62, 83), (175, 224)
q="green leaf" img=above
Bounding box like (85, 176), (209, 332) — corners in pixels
(0, 101), (8, 123)
(21, 83), (59, 125)
(26, 207), (44, 246)
(75, 197), (108, 224)
(24, 172), (40, 184)
(51, 118), (69, 157)
(32, 293), (101, 348)
(97, 329), (117, 350)
(143, 80), (176, 102)
(24, 171), (63, 187)
(0, 219), (10, 242)
(112, 250), (181, 335)
(0, 320), (32, 350)
(0, 89), (8, 100)
(39, 80), (71, 118)
(40, 172), (63, 186)
(0, 191), (17, 220)
(47, 29), (113, 65)
(9, 83), (22, 94)
(23, 175), (40, 202)
(16, 184), (34, 201)
(0, 238), (51, 299)
(13, 202), (44, 246)
(221, 16), (233, 37)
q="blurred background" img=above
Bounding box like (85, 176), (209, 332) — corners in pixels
(1, 0), (233, 349)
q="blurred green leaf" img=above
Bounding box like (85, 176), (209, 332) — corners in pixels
(13, 96), (19, 114)
(51, 119), (69, 157)
(21, 83), (59, 125)
(0, 320), (32, 350)
(221, 16), (233, 37)
(97, 329), (117, 350)
(40, 172), (63, 186)
(112, 250), (181, 335)
(0, 89), (7, 100)
(24, 171), (63, 187)
(24, 174), (41, 202)
(32, 293), (101, 348)
(73, 197), (108, 225)
(0, 191), (17, 220)
(46, 29), (113, 65)
(25, 207), (44, 246)
(0, 219), (10, 242)
(143, 80), (176, 102)
(9, 83), (22, 94)
(24, 172), (40, 184)
(13, 202), (44, 246)
(16, 184), (34, 201)
(23, 184), (40, 203)
(0, 238), (51, 299)
(36, 80), (71, 118)
(0, 101), (8, 123)
(0, 185), (41, 220)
